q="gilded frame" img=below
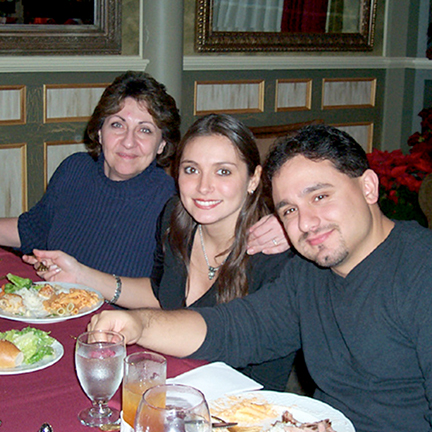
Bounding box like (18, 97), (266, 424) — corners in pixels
(195, 0), (377, 52)
(0, 0), (121, 55)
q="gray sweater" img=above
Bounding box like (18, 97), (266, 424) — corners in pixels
(193, 221), (432, 432)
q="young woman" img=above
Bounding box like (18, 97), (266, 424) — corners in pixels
(28, 114), (293, 390)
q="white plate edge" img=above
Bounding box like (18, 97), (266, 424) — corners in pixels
(0, 339), (64, 375)
(0, 281), (104, 323)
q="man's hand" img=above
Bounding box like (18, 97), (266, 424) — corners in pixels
(89, 310), (144, 345)
(247, 214), (290, 255)
(89, 308), (207, 358)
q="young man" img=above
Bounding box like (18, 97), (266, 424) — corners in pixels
(89, 125), (432, 432)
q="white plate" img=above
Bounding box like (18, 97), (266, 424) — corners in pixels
(0, 282), (104, 324)
(0, 339), (64, 375)
(211, 390), (355, 432)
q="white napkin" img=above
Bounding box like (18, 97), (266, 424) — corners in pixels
(167, 361), (263, 402)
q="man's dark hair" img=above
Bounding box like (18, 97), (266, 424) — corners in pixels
(264, 124), (370, 183)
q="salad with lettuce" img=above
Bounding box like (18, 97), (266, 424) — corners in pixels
(2, 273), (34, 293)
(0, 327), (55, 364)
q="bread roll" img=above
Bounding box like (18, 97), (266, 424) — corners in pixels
(0, 339), (24, 368)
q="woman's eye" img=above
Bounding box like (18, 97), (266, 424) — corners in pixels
(217, 168), (231, 176)
(110, 121), (122, 129)
(184, 166), (197, 174)
(139, 127), (152, 134)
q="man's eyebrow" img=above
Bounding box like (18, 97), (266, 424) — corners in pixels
(275, 200), (289, 211)
(301, 183), (333, 196)
(274, 183), (334, 211)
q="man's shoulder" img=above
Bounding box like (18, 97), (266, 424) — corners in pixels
(393, 220), (432, 251)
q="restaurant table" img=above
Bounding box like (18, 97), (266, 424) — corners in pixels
(0, 247), (207, 431)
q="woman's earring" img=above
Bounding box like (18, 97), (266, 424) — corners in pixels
(248, 189), (255, 195)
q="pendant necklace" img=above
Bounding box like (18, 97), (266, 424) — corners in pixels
(198, 224), (226, 280)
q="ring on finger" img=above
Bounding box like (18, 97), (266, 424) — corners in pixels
(272, 238), (278, 246)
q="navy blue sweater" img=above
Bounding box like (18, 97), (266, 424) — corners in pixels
(18, 152), (175, 277)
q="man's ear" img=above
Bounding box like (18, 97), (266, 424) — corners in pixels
(361, 169), (380, 204)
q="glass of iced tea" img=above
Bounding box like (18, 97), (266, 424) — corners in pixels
(134, 384), (212, 432)
(122, 351), (167, 428)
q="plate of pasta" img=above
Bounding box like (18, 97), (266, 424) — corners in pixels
(0, 281), (104, 324)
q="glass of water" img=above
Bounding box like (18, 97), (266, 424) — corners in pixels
(134, 384), (212, 432)
(75, 330), (126, 427)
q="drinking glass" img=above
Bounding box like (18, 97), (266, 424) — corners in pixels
(75, 330), (126, 427)
(122, 351), (167, 428)
(134, 384), (212, 432)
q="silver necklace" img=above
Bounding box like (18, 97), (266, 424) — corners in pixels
(198, 224), (225, 280)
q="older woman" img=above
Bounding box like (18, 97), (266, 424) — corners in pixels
(0, 71), (180, 277)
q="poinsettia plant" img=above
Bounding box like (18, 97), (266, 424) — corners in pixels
(367, 108), (432, 227)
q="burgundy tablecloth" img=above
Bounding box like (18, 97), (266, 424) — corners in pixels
(0, 247), (207, 431)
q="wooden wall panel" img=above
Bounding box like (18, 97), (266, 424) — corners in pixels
(0, 144), (27, 217)
(194, 80), (264, 114)
(44, 84), (107, 123)
(44, 141), (87, 188)
(0, 85), (26, 125)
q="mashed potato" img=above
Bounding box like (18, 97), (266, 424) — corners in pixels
(16, 287), (48, 317)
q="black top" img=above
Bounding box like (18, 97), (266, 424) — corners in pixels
(150, 196), (295, 390)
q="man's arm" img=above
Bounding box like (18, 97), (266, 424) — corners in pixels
(89, 308), (207, 358)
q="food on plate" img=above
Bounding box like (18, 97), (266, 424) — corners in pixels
(43, 288), (100, 316)
(0, 326), (55, 367)
(211, 395), (278, 427)
(0, 339), (24, 368)
(267, 410), (336, 432)
(0, 273), (101, 319)
(0, 293), (25, 314)
(2, 273), (33, 293)
(211, 395), (336, 432)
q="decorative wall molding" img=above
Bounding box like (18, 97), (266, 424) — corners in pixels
(0, 143), (27, 217)
(184, 56), (432, 71)
(0, 85), (26, 125)
(276, 79), (312, 111)
(44, 141), (87, 188)
(44, 84), (107, 123)
(332, 122), (374, 153)
(194, 80), (264, 115)
(0, 56), (149, 73)
(322, 78), (376, 109)
(0, 56), (430, 74)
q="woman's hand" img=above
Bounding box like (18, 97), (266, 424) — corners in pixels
(247, 214), (290, 255)
(22, 249), (81, 283)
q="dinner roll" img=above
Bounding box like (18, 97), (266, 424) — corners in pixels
(0, 339), (24, 368)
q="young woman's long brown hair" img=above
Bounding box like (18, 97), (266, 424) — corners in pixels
(169, 113), (268, 303)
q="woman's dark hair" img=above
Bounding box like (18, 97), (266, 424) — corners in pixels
(169, 113), (267, 304)
(85, 70), (181, 167)
(264, 124), (370, 185)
